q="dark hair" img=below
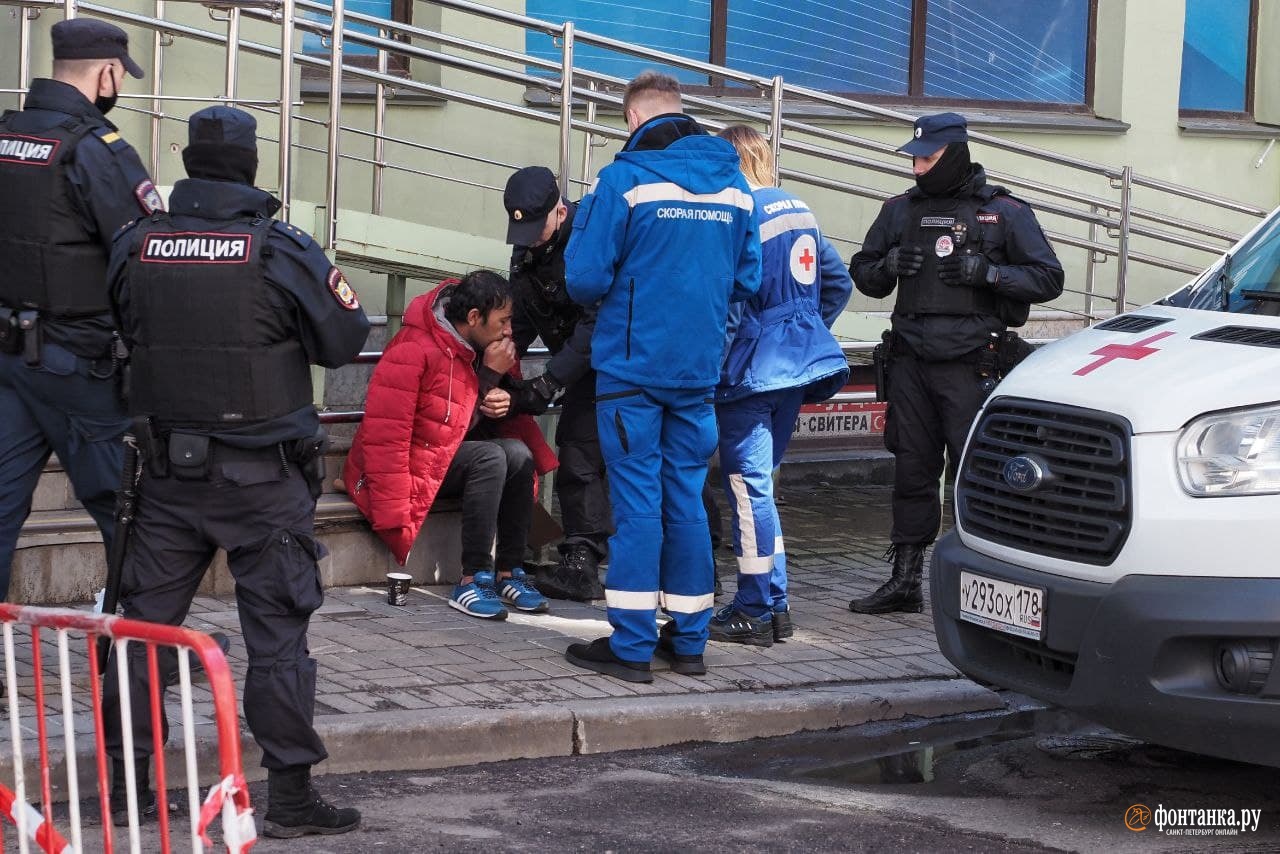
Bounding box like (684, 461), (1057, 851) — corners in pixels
(442, 270), (512, 325)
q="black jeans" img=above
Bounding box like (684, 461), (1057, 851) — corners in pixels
(437, 438), (535, 574)
(554, 371), (611, 559)
(884, 351), (987, 545)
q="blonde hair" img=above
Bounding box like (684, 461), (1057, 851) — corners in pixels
(717, 124), (776, 188)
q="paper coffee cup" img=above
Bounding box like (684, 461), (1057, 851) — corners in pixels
(386, 572), (412, 606)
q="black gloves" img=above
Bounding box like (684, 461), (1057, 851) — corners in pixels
(938, 254), (999, 288)
(885, 245), (925, 278)
(511, 371), (563, 415)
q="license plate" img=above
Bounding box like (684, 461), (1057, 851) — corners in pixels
(959, 571), (1044, 640)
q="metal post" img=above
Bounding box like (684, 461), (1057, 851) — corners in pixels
(1084, 204), (1098, 319)
(17, 8), (33, 109)
(386, 273), (406, 335)
(148, 0), (165, 181)
(278, 0), (296, 216)
(224, 7), (241, 105)
(1114, 166), (1132, 312)
(64, 0), (75, 20)
(324, 0), (345, 249)
(578, 79), (599, 188)
(371, 28), (388, 215)
(769, 75), (783, 186)
(557, 22), (574, 196)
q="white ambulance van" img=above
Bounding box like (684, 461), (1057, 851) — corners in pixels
(931, 208), (1280, 766)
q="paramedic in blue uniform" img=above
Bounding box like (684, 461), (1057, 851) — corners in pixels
(848, 113), (1063, 615)
(0, 18), (163, 600)
(103, 106), (368, 839)
(709, 125), (851, 647)
(562, 71), (761, 682)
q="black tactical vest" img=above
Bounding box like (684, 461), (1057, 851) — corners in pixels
(894, 194), (1001, 318)
(0, 113), (109, 315)
(123, 216), (314, 426)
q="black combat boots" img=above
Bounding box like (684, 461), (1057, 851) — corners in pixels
(262, 765), (361, 838)
(849, 544), (925, 614)
(110, 758), (157, 826)
(535, 544), (605, 602)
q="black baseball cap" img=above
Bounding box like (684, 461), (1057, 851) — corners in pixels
(897, 112), (968, 157)
(51, 18), (145, 79)
(504, 166), (562, 246)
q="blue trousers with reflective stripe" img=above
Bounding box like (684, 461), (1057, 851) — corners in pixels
(716, 387), (805, 617)
(596, 374), (717, 662)
(0, 345), (128, 598)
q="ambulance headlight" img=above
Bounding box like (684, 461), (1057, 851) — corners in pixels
(1177, 404), (1280, 496)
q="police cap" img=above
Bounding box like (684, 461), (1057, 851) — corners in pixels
(187, 106), (258, 151)
(897, 112), (968, 157)
(51, 18), (144, 79)
(504, 166), (562, 246)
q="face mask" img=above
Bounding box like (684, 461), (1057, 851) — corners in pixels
(95, 67), (118, 115)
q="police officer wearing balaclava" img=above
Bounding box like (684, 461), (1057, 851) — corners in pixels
(104, 106), (369, 837)
(848, 113), (1063, 614)
(0, 18), (162, 601)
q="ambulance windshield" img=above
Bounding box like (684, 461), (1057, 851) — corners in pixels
(1166, 212), (1280, 313)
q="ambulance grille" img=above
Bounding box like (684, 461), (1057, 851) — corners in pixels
(1192, 325), (1280, 349)
(1093, 314), (1172, 333)
(957, 399), (1132, 565)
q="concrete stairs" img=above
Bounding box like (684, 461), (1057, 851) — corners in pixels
(10, 435), (464, 607)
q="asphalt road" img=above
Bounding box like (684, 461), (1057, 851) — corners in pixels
(231, 695), (1280, 853)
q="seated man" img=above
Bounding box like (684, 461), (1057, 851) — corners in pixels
(344, 271), (559, 618)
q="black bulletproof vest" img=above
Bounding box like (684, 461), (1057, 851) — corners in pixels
(0, 113), (108, 315)
(123, 216), (313, 426)
(894, 194), (1001, 318)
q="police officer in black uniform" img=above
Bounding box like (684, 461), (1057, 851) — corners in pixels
(0, 19), (162, 599)
(504, 166), (608, 601)
(104, 106), (369, 838)
(848, 113), (1063, 614)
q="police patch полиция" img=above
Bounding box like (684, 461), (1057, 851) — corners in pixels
(0, 134), (59, 165)
(140, 232), (252, 263)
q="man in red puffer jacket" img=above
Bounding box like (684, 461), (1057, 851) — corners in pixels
(344, 271), (558, 619)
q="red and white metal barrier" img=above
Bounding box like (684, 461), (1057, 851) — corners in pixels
(0, 604), (255, 853)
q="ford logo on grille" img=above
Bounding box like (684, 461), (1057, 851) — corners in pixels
(1002, 455), (1045, 492)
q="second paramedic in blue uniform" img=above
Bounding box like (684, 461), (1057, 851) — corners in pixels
(848, 113), (1063, 615)
(0, 18), (162, 599)
(563, 71), (761, 682)
(103, 107), (369, 838)
(710, 125), (851, 647)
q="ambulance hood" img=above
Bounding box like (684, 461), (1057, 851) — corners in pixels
(993, 305), (1280, 434)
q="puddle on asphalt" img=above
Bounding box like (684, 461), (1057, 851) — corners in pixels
(691, 703), (1235, 788)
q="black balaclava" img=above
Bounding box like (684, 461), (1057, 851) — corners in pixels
(182, 144), (258, 185)
(916, 141), (972, 197)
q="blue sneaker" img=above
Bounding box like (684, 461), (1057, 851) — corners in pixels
(497, 568), (549, 613)
(449, 570), (508, 620)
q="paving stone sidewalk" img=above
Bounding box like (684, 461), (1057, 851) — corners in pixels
(2, 483), (998, 780)
(180, 484), (959, 715)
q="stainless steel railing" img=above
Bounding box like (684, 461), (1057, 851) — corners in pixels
(4, 0), (1269, 320)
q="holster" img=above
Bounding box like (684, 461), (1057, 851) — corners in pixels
(872, 329), (893, 402)
(975, 333), (1000, 398)
(17, 310), (39, 366)
(133, 416), (169, 478)
(997, 331), (1036, 377)
(290, 425), (328, 499)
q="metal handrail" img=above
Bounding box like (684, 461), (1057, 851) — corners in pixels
(7, 0), (1269, 322)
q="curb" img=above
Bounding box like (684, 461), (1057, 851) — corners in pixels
(10, 681), (1003, 796)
